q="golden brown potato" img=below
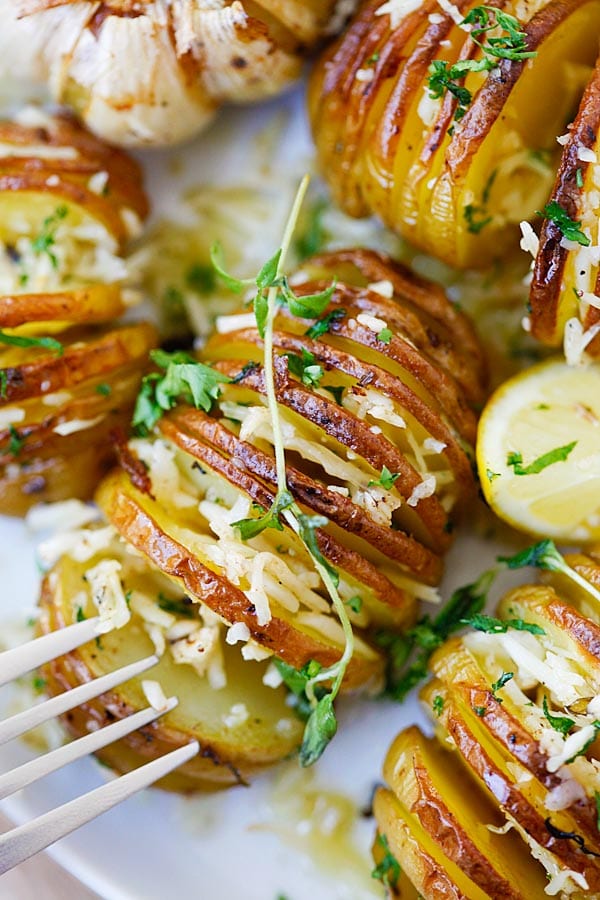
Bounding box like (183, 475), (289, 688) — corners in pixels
(309, 0), (600, 269)
(375, 552), (600, 898)
(0, 111), (157, 515)
(1, 0), (355, 146)
(37, 541), (304, 791)
(528, 57), (600, 358)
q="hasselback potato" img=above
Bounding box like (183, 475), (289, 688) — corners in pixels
(1, 0), (354, 147)
(374, 547), (600, 899)
(309, 0), (600, 269)
(38, 247), (487, 785)
(0, 110), (157, 515)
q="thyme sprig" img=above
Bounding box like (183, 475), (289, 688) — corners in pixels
(215, 177), (352, 766)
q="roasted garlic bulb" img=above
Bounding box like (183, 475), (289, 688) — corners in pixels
(38, 248), (486, 787)
(0, 111), (157, 515)
(2, 0), (353, 147)
(309, 0), (600, 269)
(374, 549), (600, 899)
(528, 57), (600, 359)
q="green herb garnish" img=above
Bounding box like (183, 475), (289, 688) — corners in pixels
(217, 178), (349, 765)
(0, 331), (63, 356)
(433, 695), (444, 717)
(539, 201), (590, 246)
(95, 383), (112, 397)
(157, 593), (195, 618)
(368, 465), (400, 490)
(428, 8), (535, 119)
(498, 540), (600, 607)
(305, 308), (345, 340)
(186, 262), (216, 295)
(284, 348), (324, 388)
(463, 613), (545, 635)
(132, 349), (231, 435)
(233, 490), (294, 540)
(30, 205), (68, 269)
(542, 695), (574, 737)
(464, 203), (492, 234)
(346, 595), (363, 614)
(506, 441), (577, 475)
(371, 833), (401, 889)
(491, 671), (513, 701)
(378, 568), (495, 702)
(377, 327), (393, 344)
(8, 425), (23, 456)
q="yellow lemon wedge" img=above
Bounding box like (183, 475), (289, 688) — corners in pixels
(477, 358), (600, 543)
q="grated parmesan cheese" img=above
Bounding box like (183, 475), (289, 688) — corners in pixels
(222, 703), (249, 729)
(226, 621), (251, 645)
(407, 474), (436, 507)
(86, 558), (131, 633)
(141, 679), (169, 712)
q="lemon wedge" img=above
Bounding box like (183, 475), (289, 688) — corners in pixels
(477, 358), (600, 542)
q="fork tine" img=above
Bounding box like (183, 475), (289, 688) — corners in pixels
(0, 654), (158, 746)
(0, 697), (179, 800)
(0, 618), (101, 688)
(0, 740), (200, 874)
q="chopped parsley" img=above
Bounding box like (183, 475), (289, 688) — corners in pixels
(433, 695), (444, 717)
(595, 791), (600, 831)
(427, 8), (535, 120)
(506, 441), (577, 475)
(538, 201), (590, 246)
(345, 595), (363, 614)
(576, 168), (584, 189)
(30, 205), (68, 269)
(233, 490), (294, 540)
(377, 327), (393, 344)
(377, 569), (495, 702)
(283, 348), (324, 388)
(322, 384), (345, 405)
(542, 696), (574, 737)
(371, 833), (401, 889)
(304, 308), (345, 340)
(0, 371), (6, 399)
(157, 593), (195, 618)
(474, 705), (487, 717)
(132, 349), (231, 435)
(490, 671), (513, 702)
(369, 465), (400, 490)
(486, 468), (501, 481)
(8, 425), (23, 456)
(95, 382), (112, 397)
(0, 331), (63, 356)
(463, 613), (544, 636)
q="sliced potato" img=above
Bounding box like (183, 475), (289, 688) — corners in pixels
(38, 544), (303, 791)
(310, 0), (600, 268)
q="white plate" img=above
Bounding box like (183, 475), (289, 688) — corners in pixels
(0, 86), (519, 900)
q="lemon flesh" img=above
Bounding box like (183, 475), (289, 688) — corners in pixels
(477, 359), (600, 542)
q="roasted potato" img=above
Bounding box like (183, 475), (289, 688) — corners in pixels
(0, 111), (157, 515)
(1, 0), (355, 147)
(37, 537), (303, 791)
(309, 0), (600, 269)
(38, 247), (486, 787)
(528, 56), (600, 358)
(375, 550), (600, 898)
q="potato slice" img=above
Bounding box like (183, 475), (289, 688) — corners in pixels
(38, 545), (303, 791)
